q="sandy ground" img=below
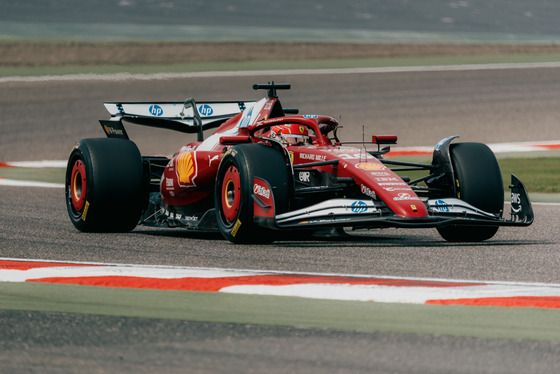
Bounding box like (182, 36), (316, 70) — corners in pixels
(3, 41), (560, 66)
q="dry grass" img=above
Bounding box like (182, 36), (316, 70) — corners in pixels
(3, 41), (560, 67)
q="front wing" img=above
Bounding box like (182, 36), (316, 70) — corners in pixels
(271, 175), (534, 230)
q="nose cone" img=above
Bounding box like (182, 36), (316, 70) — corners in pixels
(388, 196), (428, 218)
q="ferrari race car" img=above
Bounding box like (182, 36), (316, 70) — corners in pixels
(65, 83), (533, 243)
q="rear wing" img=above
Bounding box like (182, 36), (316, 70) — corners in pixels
(100, 99), (256, 141)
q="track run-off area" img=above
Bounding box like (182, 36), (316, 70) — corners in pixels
(2, 63), (560, 372)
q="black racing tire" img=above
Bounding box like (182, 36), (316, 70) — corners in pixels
(214, 144), (291, 244)
(437, 142), (504, 242)
(65, 138), (146, 232)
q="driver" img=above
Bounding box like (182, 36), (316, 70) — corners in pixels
(268, 123), (310, 145)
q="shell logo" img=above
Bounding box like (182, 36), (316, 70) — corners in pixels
(177, 151), (197, 185)
(355, 163), (385, 170)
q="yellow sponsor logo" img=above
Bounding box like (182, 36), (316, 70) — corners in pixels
(223, 148), (237, 158)
(177, 151), (196, 185)
(355, 163), (385, 170)
(231, 219), (242, 237)
(81, 201), (90, 221)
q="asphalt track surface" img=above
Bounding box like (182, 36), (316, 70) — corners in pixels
(2, 68), (560, 372)
(3, 0), (560, 43)
(3, 66), (560, 161)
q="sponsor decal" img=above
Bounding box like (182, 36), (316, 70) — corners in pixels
(299, 153), (327, 162)
(199, 104), (213, 116)
(265, 117), (288, 124)
(164, 210), (198, 222)
(239, 106), (254, 127)
(253, 177), (275, 217)
(323, 148), (355, 153)
(303, 115), (318, 118)
(103, 124), (125, 137)
(223, 148), (238, 158)
(434, 199), (450, 212)
(355, 163), (385, 170)
(305, 217), (352, 224)
(378, 182), (409, 186)
(263, 102), (273, 111)
(350, 200), (368, 213)
(179, 145), (197, 153)
(332, 152), (382, 161)
(375, 177), (400, 182)
(435, 136), (457, 151)
(411, 205), (418, 212)
(231, 219), (242, 237)
(253, 183), (271, 199)
(361, 185), (377, 199)
(81, 201), (90, 221)
(340, 153), (366, 160)
(298, 125), (306, 134)
(165, 178), (174, 187)
(511, 192), (522, 213)
(383, 187), (413, 192)
(393, 192), (421, 201)
(299, 171), (311, 182)
(208, 154), (220, 166)
(149, 104), (164, 117)
(176, 151), (197, 186)
(370, 171), (390, 176)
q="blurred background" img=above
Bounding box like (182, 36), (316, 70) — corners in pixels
(2, 0), (560, 43)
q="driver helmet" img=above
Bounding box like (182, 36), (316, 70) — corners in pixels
(269, 124), (310, 145)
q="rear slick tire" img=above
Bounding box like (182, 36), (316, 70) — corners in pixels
(437, 142), (503, 242)
(65, 138), (146, 232)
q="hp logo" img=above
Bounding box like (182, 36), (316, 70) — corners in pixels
(434, 200), (450, 212)
(199, 104), (214, 116)
(149, 104), (163, 117)
(351, 201), (368, 213)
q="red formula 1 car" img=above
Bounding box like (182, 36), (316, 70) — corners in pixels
(66, 83), (533, 243)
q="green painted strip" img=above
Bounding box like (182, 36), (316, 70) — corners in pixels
(3, 22), (560, 44)
(1, 282), (559, 341)
(0, 167), (65, 184)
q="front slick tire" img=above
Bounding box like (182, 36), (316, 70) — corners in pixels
(437, 142), (504, 242)
(65, 138), (146, 232)
(215, 144), (290, 244)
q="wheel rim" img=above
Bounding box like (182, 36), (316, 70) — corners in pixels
(70, 159), (87, 211)
(221, 165), (241, 223)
